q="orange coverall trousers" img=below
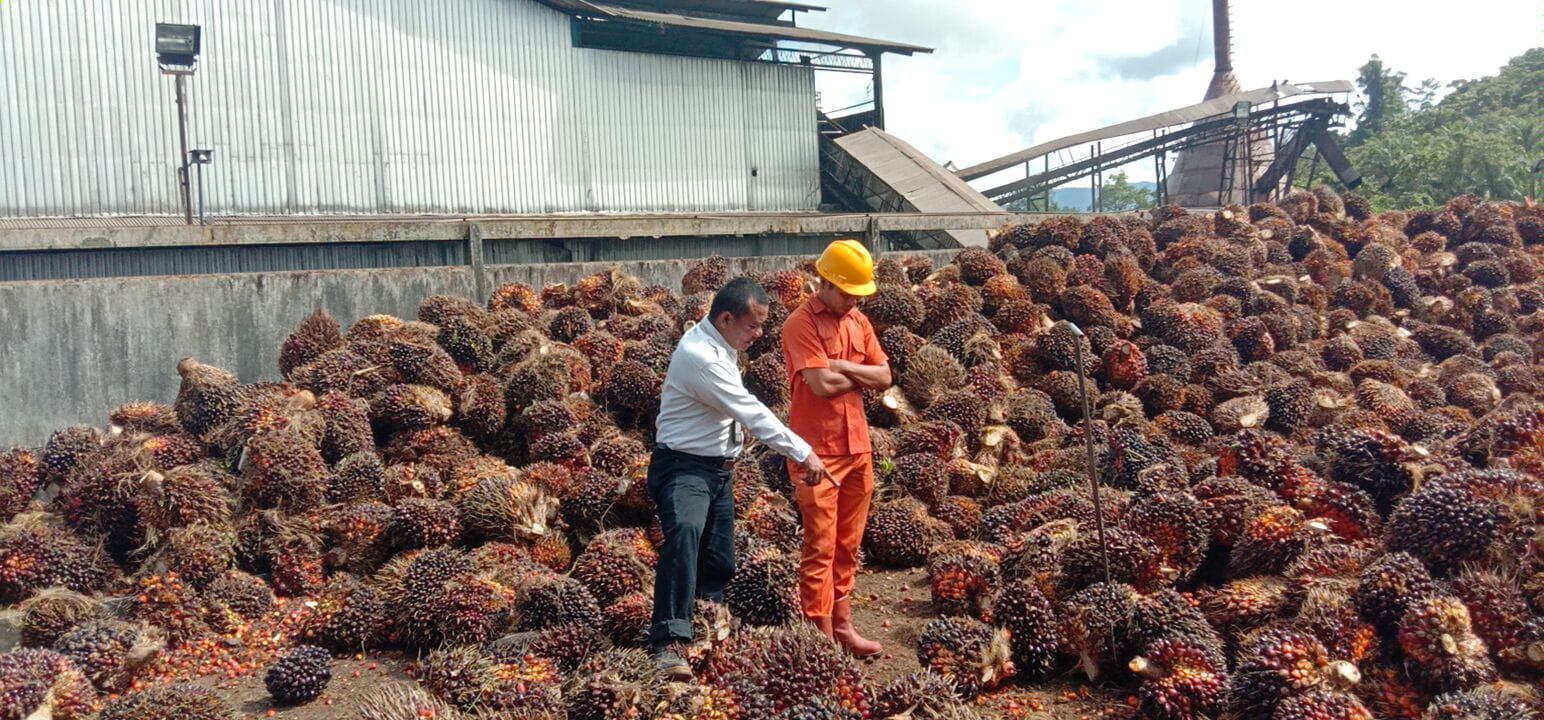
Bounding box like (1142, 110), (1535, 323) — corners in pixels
(788, 453), (873, 619)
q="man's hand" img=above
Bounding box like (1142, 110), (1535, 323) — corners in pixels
(801, 453), (835, 486)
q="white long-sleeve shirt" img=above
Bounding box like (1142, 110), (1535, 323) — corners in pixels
(654, 319), (812, 462)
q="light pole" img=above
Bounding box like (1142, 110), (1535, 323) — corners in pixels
(156, 23), (202, 225)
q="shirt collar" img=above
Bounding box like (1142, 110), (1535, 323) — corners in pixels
(696, 318), (735, 356)
(806, 294), (833, 316)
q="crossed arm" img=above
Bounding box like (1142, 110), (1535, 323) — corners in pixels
(800, 358), (892, 398)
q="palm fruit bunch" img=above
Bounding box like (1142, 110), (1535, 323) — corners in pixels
(1128, 636), (1230, 720)
(1229, 626), (1362, 719)
(416, 645), (560, 715)
(1292, 581), (1381, 667)
(0, 515), (116, 604)
(864, 497), (953, 566)
(299, 573), (386, 652)
(723, 537), (799, 626)
(570, 527), (657, 605)
(0, 648), (97, 720)
(1447, 566), (1542, 674)
(699, 623), (869, 717)
(869, 669), (982, 720)
(202, 569), (275, 625)
(97, 683), (235, 720)
(1421, 686), (1543, 720)
(52, 618), (164, 693)
(926, 540), (1005, 620)
(1198, 575), (1292, 640)
(1396, 595), (1498, 694)
(1060, 526), (1171, 594)
(1110, 590), (1228, 684)
(16, 589), (102, 649)
(501, 623), (613, 676)
(1122, 490), (1209, 581)
(131, 571), (214, 645)
(915, 617), (1015, 700)
(988, 578), (1060, 679)
(6, 190), (1544, 718)
(0, 449), (40, 525)
(353, 682), (460, 720)
(263, 644), (331, 705)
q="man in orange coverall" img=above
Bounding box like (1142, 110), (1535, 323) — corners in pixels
(781, 239), (892, 657)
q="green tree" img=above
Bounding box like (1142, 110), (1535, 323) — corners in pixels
(1097, 171), (1154, 211)
(1409, 78), (1441, 111)
(1002, 173), (1151, 212)
(1337, 49), (1544, 210)
(1348, 54), (1409, 147)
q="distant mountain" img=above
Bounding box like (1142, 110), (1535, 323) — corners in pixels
(1048, 182), (1158, 212)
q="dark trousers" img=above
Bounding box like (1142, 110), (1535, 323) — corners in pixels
(646, 447), (736, 646)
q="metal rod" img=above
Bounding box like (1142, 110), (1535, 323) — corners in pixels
(196, 161), (206, 225)
(1044, 155), (1051, 211)
(1300, 145), (1320, 191)
(1023, 161), (1031, 210)
(1243, 116), (1254, 203)
(174, 73), (193, 225)
(1153, 131), (1162, 205)
(870, 52), (884, 130)
(1217, 133), (1229, 203)
(1064, 320), (1112, 584)
(1096, 141), (1103, 212)
(1089, 143), (1097, 213)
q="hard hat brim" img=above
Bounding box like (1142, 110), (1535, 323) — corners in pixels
(833, 278), (877, 297)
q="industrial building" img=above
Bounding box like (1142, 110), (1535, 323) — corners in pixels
(0, 0), (926, 218)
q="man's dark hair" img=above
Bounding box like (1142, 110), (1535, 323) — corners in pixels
(709, 276), (770, 319)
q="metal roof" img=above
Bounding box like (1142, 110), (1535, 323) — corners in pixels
(538, 0), (931, 54)
(602, 0), (829, 20)
(956, 80), (1353, 181)
(834, 128), (1001, 246)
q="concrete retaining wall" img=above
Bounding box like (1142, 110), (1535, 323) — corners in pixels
(0, 251), (961, 447)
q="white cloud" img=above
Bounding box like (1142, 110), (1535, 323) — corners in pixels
(802, 0), (1542, 186)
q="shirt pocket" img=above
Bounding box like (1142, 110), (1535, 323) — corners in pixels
(840, 323), (867, 363)
(820, 325), (845, 359)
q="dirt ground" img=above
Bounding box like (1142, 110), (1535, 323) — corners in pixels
(189, 655), (410, 718)
(193, 565), (1124, 719)
(846, 565), (1127, 720)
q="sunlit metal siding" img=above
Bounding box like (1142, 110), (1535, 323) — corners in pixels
(0, 0), (818, 217)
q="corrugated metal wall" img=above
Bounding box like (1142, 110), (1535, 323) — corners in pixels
(0, 0), (820, 217)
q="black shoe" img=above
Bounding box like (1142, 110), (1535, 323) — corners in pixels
(651, 642), (693, 682)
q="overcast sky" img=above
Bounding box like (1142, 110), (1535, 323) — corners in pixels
(801, 0), (1542, 185)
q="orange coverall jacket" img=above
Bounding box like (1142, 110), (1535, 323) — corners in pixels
(781, 295), (887, 618)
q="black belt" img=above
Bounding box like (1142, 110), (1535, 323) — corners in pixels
(655, 445), (736, 471)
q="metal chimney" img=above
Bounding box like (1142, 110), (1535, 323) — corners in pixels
(1213, 0), (1232, 73)
(1165, 0), (1273, 207)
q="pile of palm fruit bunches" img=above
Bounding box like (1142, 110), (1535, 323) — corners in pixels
(2, 188), (1543, 720)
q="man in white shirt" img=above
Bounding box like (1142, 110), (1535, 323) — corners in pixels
(647, 277), (828, 681)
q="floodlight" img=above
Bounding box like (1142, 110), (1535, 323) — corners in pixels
(156, 23), (201, 68)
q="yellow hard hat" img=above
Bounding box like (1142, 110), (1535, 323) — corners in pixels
(814, 240), (876, 296)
